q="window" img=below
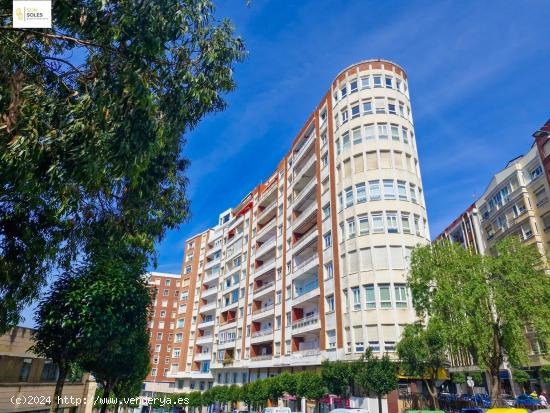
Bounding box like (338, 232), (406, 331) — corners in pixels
(340, 84), (347, 98)
(322, 203), (331, 220)
(383, 180), (395, 199)
(327, 330), (337, 349)
(391, 125), (400, 141)
(394, 284), (408, 308)
(402, 127), (409, 143)
(369, 180), (381, 200)
(380, 150), (391, 168)
(375, 97), (385, 114)
(354, 154), (364, 173)
(341, 132), (350, 151)
(388, 99), (396, 114)
(363, 100), (373, 114)
(335, 139), (341, 155)
(397, 181), (407, 200)
(324, 262), (334, 280)
(347, 218), (356, 239)
(377, 123), (388, 139)
(151, 368), (157, 377)
(356, 183), (366, 203)
(352, 128), (362, 144)
(323, 231), (332, 249)
(379, 285), (392, 308)
(369, 341), (380, 352)
(345, 187), (354, 207)
(173, 348), (181, 357)
(410, 184), (417, 203)
(326, 295), (335, 312)
(341, 109), (348, 124)
(385, 76), (393, 88)
(355, 341), (365, 352)
(386, 212), (399, 233)
(361, 76), (370, 89)
(365, 285), (376, 309)
(384, 341), (396, 352)
(351, 105), (360, 119)
(373, 75), (382, 88)
(366, 151), (377, 170)
(350, 79), (358, 93)
(321, 152), (328, 168)
(364, 124), (376, 140)
(358, 215), (369, 235)
(352, 287), (361, 310)
(372, 213), (384, 233)
(19, 358), (32, 382)
(530, 165), (543, 179)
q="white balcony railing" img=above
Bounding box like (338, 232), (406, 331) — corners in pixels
(253, 303), (275, 315)
(251, 328), (273, 338)
(255, 237), (277, 257)
(253, 281), (275, 296)
(292, 313), (319, 330)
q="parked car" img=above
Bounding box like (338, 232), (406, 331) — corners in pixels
(517, 394), (542, 407)
(330, 409), (369, 413)
(499, 394), (516, 407)
(263, 408), (292, 413)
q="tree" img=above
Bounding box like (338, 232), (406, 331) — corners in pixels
(248, 379), (270, 411)
(0, 0), (245, 332)
(187, 391), (204, 413)
(356, 350), (398, 413)
(512, 370), (530, 393)
(33, 244), (151, 413)
(408, 237), (550, 405)
(264, 376), (285, 405)
(296, 371), (327, 412)
(396, 321), (448, 409)
(540, 365), (550, 385)
(227, 385), (242, 410)
(278, 372), (298, 397)
(452, 373), (465, 385)
(321, 360), (355, 399)
(240, 383), (255, 412)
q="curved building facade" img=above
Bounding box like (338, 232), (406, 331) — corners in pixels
(142, 59), (430, 394)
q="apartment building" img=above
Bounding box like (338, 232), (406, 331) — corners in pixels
(145, 59), (430, 393)
(437, 119), (550, 383)
(0, 327), (96, 413)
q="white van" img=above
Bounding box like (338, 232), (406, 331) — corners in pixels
(262, 407), (292, 413)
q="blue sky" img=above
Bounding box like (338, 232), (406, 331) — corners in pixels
(18, 0), (550, 326)
(152, 0), (550, 274)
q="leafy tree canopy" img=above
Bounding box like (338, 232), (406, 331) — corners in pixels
(0, 0), (245, 331)
(408, 237), (550, 402)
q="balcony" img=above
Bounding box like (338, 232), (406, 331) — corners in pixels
(260, 182), (278, 203)
(292, 131), (315, 167)
(221, 300), (239, 312)
(204, 257), (221, 271)
(196, 335), (213, 345)
(293, 179), (317, 210)
(194, 352), (212, 361)
(219, 318), (237, 329)
(292, 313), (320, 334)
(292, 227), (318, 254)
(257, 218), (277, 239)
(197, 319), (215, 329)
(292, 203), (318, 233)
(201, 286), (217, 299)
(255, 237), (277, 259)
(253, 281), (275, 299)
(293, 155), (316, 185)
(291, 255), (319, 280)
(250, 354), (273, 362)
(254, 258), (276, 278)
(292, 282), (320, 306)
(199, 301), (217, 314)
(203, 270), (220, 284)
(217, 339), (236, 350)
(251, 328), (274, 344)
(252, 304), (275, 321)
(257, 201), (277, 225)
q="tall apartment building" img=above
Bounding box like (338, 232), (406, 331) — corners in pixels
(145, 59), (430, 393)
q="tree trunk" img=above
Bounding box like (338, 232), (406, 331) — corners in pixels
(377, 394), (382, 413)
(50, 364), (68, 413)
(488, 367), (501, 407)
(100, 382), (113, 413)
(424, 380), (439, 410)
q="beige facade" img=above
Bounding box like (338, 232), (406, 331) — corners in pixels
(0, 327), (96, 413)
(144, 59), (430, 393)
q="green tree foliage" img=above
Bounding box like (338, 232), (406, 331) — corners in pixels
(264, 376), (285, 404)
(32, 244), (151, 413)
(296, 371), (326, 410)
(452, 373), (465, 385)
(240, 383), (255, 412)
(409, 237), (550, 404)
(396, 321), (447, 409)
(188, 391), (204, 413)
(356, 350), (398, 413)
(540, 365), (550, 384)
(0, 0), (245, 332)
(248, 379), (270, 410)
(512, 370), (530, 392)
(321, 360), (357, 398)
(278, 372), (298, 397)
(227, 384), (242, 410)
